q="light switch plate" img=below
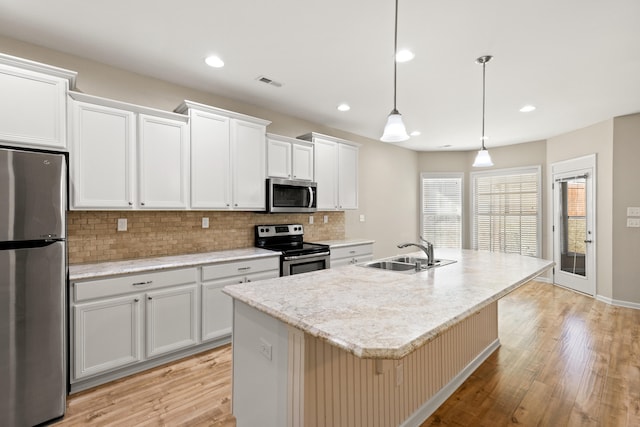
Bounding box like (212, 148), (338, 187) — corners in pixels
(323, 215), (328, 224)
(627, 218), (640, 228)
(359, 214), (365, 222)
(627, 207), (640, 217)
(117, 218), (127, 232)
(202, 217), (209, 228)
(309, 215), (314, 224)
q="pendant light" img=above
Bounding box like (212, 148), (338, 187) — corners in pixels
(472, 55), (494, 167)
(380, 0), (409, 142)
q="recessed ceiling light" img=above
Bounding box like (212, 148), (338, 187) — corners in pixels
(520, 105), (536, 112)
(205, 55), (224, 68)
(410, 130), (421, 136)
(395, 49), (415, 63)
(337, 103), (351, 112)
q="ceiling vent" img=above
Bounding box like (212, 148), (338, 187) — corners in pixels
(256, 75), (283, 88)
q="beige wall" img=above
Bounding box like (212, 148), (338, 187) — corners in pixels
(0, 35), (419, 261)
(417, 140), (547, 252)
(546, 119), (615, 300)
(612, 113), (640, 303)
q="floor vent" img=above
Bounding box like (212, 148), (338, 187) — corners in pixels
(256, 76), (283, 87)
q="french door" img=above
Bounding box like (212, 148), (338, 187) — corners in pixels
(552, 155), (596, 296)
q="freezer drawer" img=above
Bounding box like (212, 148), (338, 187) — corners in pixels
(0, 240), (66, 426)
(0, 147), (66, 242)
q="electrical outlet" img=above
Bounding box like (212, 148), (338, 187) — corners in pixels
(202, 217), (209, 228)
(259, 338), (272, 360)
(117, 218), (127, 232)
(627, 207), (640, 217)
(309, 215), (314, 224)
(323, 215), (328, 224)
(627, 218), (640, 228)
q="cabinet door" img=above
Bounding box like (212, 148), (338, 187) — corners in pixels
(231, 119), (266, 210)
(314, 138), (339, 210)
(73, 295), (142, 380)
(138, 114), (189, 209)
(267, 137), (292, 179)
(202, 270), (278, 342)
(338, 143), (358, 209)
(0, 65), (68, 149)
(146, 284), (198, 358)
(292, 142), (314, 181)
(70, 101), (135, 209)
(190, 110), (231, 209)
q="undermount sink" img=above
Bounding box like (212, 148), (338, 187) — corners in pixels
(361, 257), (457, 273)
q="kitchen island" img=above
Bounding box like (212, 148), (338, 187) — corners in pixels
(223, 249), (553, 427)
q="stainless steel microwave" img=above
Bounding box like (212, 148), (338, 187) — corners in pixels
(266, 178), (317, 213)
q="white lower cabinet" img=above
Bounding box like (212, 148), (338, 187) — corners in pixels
(73, 294), (143, 380)
(201, 258), (279, 343)
(145, 284), (198, 358)
(330, 243), (374, 267)
(70, 256), (280, 391)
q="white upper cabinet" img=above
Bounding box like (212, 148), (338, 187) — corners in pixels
(138, 114), (189, 209)
(299, 132), (359, 210)
(68, 92), (189, 210)
(176, 100), (271, 211)
(0, 53), (76, 150)
(70, 100), (135, 209)
(267, 133), (314, 181)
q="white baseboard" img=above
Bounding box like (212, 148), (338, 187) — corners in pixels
(596, 295), (640, 310)
(400, 339), (501, 427)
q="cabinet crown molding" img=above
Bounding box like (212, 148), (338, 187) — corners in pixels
(0, 52), (77, 89)
(297, 132), (361, 147)
(69, 91), (188, 122)
(175, 100), (271, 126)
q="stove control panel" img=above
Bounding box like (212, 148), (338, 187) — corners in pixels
(256, 224), (304, 238)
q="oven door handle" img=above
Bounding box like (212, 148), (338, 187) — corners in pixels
(308, 186), (314, 208)
(283, 251), (330, 261)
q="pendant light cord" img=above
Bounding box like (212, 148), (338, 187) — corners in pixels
(392, 0), (399, 112)
(481, 59), (486, 150)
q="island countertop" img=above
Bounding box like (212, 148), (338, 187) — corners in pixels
(223, 249), (553, 359)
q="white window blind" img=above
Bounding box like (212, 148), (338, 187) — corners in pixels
(420, 173), (463, 249)
(472, 167), (541, 257)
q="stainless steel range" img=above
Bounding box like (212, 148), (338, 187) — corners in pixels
(255, 224), (330, 276)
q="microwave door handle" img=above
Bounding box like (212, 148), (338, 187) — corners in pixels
(308, 186), (314, 208)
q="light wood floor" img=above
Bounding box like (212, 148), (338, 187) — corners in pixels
(55, 281), (639, 426)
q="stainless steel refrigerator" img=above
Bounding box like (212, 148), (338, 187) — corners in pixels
(0, 147), (67, 426)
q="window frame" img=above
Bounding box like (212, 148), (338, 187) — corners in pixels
(470, 165), (542, 257)
(420, 172), (464, 249)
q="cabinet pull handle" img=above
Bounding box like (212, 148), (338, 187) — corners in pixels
(132, 280), (153, 286)
(237, 266), (251, 271)
(349, 250), (356, 254)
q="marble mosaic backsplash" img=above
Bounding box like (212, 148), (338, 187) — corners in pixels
(67, 211), (345, 264)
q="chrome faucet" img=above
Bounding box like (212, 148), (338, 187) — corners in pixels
(397, 237), (434, 265)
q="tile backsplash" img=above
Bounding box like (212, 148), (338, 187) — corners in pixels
(67, 211), (345, 264)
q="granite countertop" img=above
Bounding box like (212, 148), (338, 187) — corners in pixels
(223, 249), (554, 360)
(315, 238), (375, 248)
(69, 248), (280, 281)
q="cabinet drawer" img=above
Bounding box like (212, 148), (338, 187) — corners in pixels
(73, 268), (197, 302)
(331, 244), (373, 260)
(202, 257), (279, 281)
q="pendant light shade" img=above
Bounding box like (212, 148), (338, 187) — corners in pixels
(381, 109), (409, 142)
(472, 55), (493, 167)
(380, 0), (409, 143)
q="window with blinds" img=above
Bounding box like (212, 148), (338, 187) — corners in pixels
(420, 173), (463, 249)
(471, 166), (541, 257)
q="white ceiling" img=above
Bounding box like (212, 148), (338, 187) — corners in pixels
(1, 0), (639, 151)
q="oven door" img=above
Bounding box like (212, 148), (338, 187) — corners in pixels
(281, 252), (330, 276)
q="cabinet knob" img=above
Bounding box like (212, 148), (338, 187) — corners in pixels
(134, 298), (139, 302)
(129, 202), (133, 206)
(234, 203), (238, 207)
(147, 296), (152, 300)
(247, 279), (251, 282)
(226, 204), (230, 207)
(141, 202), (145, 206)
